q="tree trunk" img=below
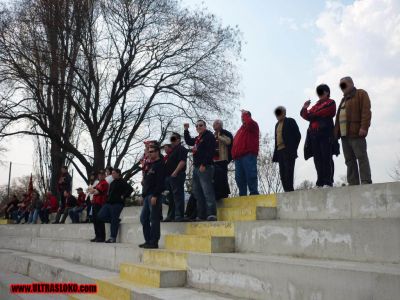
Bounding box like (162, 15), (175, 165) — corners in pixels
(50, 142), (64, 194)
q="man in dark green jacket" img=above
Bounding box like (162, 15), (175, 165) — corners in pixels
(98, 169), (133, 243)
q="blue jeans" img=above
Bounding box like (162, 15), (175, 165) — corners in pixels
(97, 203), (124, 239)
(16, 210), (29, 224)
(192, 165), (216, 219)
(140, 194), (161, 245)
(28, 209), (40, 224)
(166, 173), (186, 220)
(69, 206), (85, 223)
(235, 154), (259, 196)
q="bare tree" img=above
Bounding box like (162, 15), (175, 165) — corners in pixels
(296, 179), (315, 190)
(258, 133), (282, 194)
(0, 0), (241, 186)
(227, 133), (282, 196)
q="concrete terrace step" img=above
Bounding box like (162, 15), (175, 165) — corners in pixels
(93, 276), (239, 300)
(277, 182), (400, 220)
(0, 222), (186, 245)
(0, 249), (238, 300)
(219, 194), (277, 208)
(119, 263), (186, 288)
(185, 222), (235, 237)
(234, 218), (400, 264)
(0, 236), (143, 271)
(142, 249), (188, 269)
(164, 234), (235, 253)
(186, 252), (400, 300)
(217, 207), (277, 221)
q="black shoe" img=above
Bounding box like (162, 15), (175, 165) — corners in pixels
(138, 243), (147, 248)
(52, 221), (59, 224)
(161, 218), (172, 223)
(174, 217), (186, 222)
(105, 238), (116, 243)
(143, 243), (158, 249)
(95, 239), (105, 243)
(90, 238), (97, 242)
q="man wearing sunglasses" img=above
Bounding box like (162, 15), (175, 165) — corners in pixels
(272, 106), (301, 192)
(164, 133), (188, 222)
(184, 120), (217, 221)
(334, 77), (372, 185)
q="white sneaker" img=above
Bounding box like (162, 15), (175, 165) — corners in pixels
(322, 185), (331, 189)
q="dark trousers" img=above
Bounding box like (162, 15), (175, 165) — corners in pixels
(140, 194), (161, 246)
(185, 194), (197, 220)
(69, 206), (85, 223)
(214, 161), (230, 199)
(16, 210), (29, 224)
(39, 208), (50, 224)
(311, 135), (334, 187)
(85, 199), (92, 222)
(54, 207), (72, 224)
(5, 208), (17, 220)
(341, 137), (372, 185)
(277, 149), (296, 192)
(166, 173), (186, 221)
(98, 203), (124, 239)
(92, 204), (105, 241)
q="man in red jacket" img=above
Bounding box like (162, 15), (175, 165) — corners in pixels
(89, 170), (109, 242)
(39, 192), (58, 224)
(231, 110), (260, 196)
(68, 188), (86, 223)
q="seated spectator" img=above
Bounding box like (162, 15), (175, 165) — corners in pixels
(39, 192), (58, 224)
(4, 195), (19, 220)
(16, 194), (30, 224)
(27, 191), (42, 224)
(53, 191), (77, 224)
(69, 188), (86, 223)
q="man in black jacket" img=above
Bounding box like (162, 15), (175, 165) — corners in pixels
(272, 106), (301, 192)
(184, 120), (217, 221)
(139, 144), (166, 249)
(164, 133), (188, 222)
(98, 169), (133, 243)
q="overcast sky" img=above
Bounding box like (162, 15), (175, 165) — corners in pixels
(1, 0), (399, 191)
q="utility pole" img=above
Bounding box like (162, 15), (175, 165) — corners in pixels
(7, 162), (12, 201)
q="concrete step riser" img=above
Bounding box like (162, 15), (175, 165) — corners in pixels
(277, 182), (400, 220)
(120, 263), (186, 288)
(0, 222), (186, 246)
(186, 254), (400, 300)
(0, 236), (142, 271)
(235, 219), (400, 264)
(0, 251), (105, 285)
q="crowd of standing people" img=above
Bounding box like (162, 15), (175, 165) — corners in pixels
(1, 76), (372, 249)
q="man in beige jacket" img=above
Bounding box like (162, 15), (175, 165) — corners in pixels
(213, 120), (233, 199)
